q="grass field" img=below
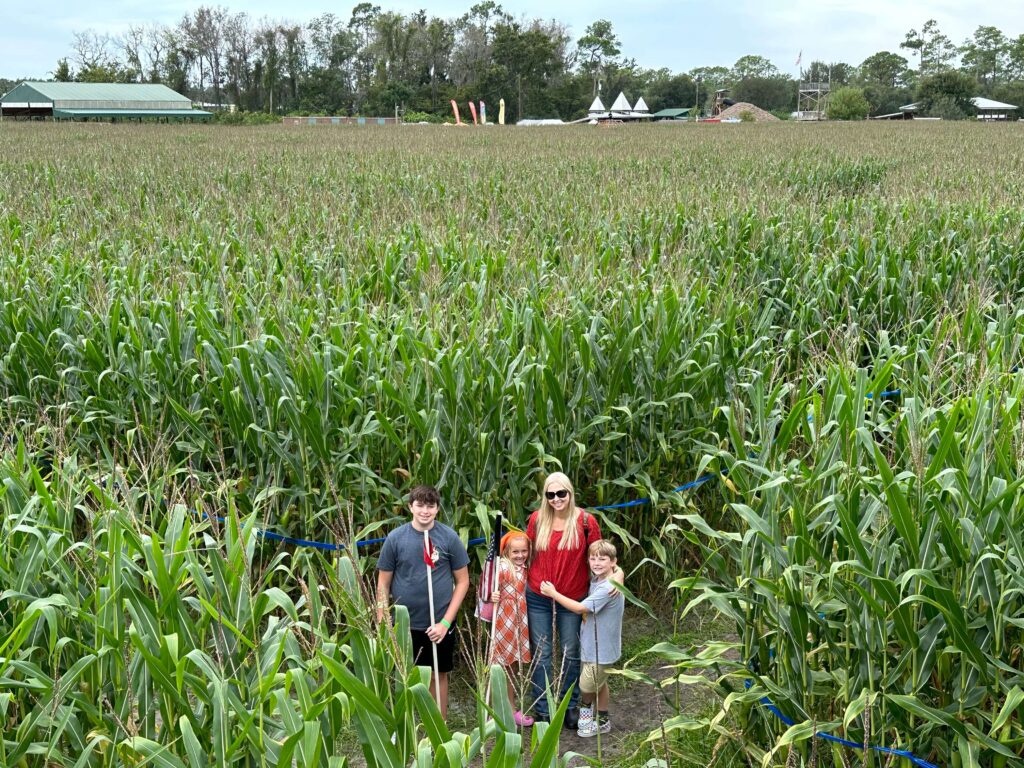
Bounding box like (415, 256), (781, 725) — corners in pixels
(2, 121), (1024, 767)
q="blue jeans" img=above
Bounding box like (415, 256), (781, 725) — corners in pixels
(525, 585), (582, 718)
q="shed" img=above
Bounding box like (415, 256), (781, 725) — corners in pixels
(652, 108), (692, 120)
(899, 97), (1018, 120)
(0, 82), (211, 121)
(971, 97), (1017, 120)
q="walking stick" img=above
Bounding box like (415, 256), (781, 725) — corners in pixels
(423, 528), (442, 707)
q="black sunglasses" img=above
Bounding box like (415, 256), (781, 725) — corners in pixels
(545, 490), (569, 500)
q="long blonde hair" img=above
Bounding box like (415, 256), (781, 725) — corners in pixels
(534, 472), (583, 552)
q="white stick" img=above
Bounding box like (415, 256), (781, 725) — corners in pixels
(423, 528), (442, 706)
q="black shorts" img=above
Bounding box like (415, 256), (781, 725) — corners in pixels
(411, 628), (457, 673)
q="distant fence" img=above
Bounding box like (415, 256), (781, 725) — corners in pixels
(282, 116), (400, 126)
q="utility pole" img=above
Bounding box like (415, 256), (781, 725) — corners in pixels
(694, 76), (701, 121)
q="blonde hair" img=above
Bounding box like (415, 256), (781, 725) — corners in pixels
(534, 472), (583, 552)
(588, 539), (616, 559)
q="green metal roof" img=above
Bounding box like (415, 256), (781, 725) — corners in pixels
(53, 108), (211, 119)
(5, 82), (191, 104)
(652, 108), (693, 118)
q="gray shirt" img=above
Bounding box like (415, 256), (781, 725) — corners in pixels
(579, 578), (624, 664)
(378, 522), (470, 630)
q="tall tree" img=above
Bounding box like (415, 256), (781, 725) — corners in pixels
(732, 54), (779, 81)
(223, 13), (254, 108)
(858, 51), (908, 87)
(902, 19), (957, 77)
(576, 19), (620, 98)
(960, 25), (1007, 88)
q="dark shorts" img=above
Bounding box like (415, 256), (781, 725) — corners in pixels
(411, 628), (457, 673)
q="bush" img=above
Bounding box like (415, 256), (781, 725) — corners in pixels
(827, 87), (870, 120)
(402, 110), (446, 124)
(213, 110), (280, 126)
(917, 71), (974, 119)
(922, 94), (971, 120)
(739, 110), (755, 123)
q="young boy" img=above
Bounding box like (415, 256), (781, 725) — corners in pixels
(376, 485), (470, 719)
(540, 539), (623, 737)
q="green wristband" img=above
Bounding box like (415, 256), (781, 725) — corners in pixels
(439, 618), (451, 629)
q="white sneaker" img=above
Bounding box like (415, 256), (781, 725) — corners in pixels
(576, 705), (596, 737)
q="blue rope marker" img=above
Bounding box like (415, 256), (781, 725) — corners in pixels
(199, 513), (487, 551)
(743, 681), (938, 768)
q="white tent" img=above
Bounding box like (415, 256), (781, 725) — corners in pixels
(588, 96), (606, 113)
(633, 96), (649, 113)
(610, 91), (631, 112)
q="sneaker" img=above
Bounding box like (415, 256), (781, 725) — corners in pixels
(576, 705), (596, 737)
(514, 710), (534, 727)
(595, 715), (611, 735)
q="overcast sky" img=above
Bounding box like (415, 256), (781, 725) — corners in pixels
(3, 0), (1022, 80)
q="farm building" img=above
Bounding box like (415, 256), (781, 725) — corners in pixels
(0, 82), (211, 121)
(876, 96), (1019, 121)
(651, 108), (694, 121)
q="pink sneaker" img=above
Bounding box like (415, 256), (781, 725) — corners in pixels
(514, 710), (534, 727)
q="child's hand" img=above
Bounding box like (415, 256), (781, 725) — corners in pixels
(491, 591), (500, 603)
(610, 565), (624, 586)
(539, 580), (557, 597)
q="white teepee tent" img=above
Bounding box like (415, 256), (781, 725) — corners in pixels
(609, 91), (631, 112)
(633, 96), (650, 113)
(588, 96), (606, 113)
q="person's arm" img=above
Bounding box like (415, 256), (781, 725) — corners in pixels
(539, 580), (588, 615)
(375, 570), (394, 622)
(427, 566), (469, 641)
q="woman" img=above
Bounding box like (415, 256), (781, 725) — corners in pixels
(525, 472), (600, 729)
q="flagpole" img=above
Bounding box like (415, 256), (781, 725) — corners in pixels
(423, 528), (442, 706)
(484, 514), (503, 711)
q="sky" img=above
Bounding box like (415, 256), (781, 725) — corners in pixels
(2, 0), (1023, 81)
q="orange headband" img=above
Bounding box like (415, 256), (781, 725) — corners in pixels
(500, 530), (529, 554)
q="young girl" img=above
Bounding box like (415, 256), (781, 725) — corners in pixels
(489, 531), (534, 726)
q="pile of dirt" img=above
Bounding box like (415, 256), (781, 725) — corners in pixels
(716, 102), (780, 122)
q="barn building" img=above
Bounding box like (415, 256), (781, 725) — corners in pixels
(0, 82), (212, 122)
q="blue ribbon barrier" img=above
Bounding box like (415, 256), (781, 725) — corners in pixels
(762, 698), (938, 768)
(742, 680), (938, 768)
(198, 471), (722, 550)
(199, 512), (485, 551)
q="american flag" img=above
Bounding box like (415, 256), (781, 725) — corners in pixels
(477, 513), (503, 607)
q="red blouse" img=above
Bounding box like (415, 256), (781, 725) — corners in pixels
(526, 509), (602, 600)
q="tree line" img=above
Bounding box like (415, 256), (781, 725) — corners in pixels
(21, 6), (1024, 120)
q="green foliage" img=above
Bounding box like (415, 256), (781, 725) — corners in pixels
(4, 122), (1024, 766)
(731, 76), (796, 112)
(826, 86), (871, 120)
(214, 109), (282, 125)
(402, 110), (446, 123)
(917, 69), (975, 118)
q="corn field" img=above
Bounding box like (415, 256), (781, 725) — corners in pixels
(2, 121), (1024, 766)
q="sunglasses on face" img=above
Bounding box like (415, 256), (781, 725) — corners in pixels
(545, 490), (569, 500)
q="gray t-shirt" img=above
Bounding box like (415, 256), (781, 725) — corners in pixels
(377, 522), (470, 630)
(579, 578), (624, 664)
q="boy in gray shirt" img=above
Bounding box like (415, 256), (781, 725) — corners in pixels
(540, 539), (623, 737)
(376, 485), (470, 719)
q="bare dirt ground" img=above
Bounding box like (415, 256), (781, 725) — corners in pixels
(447, 604), (730, 766)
